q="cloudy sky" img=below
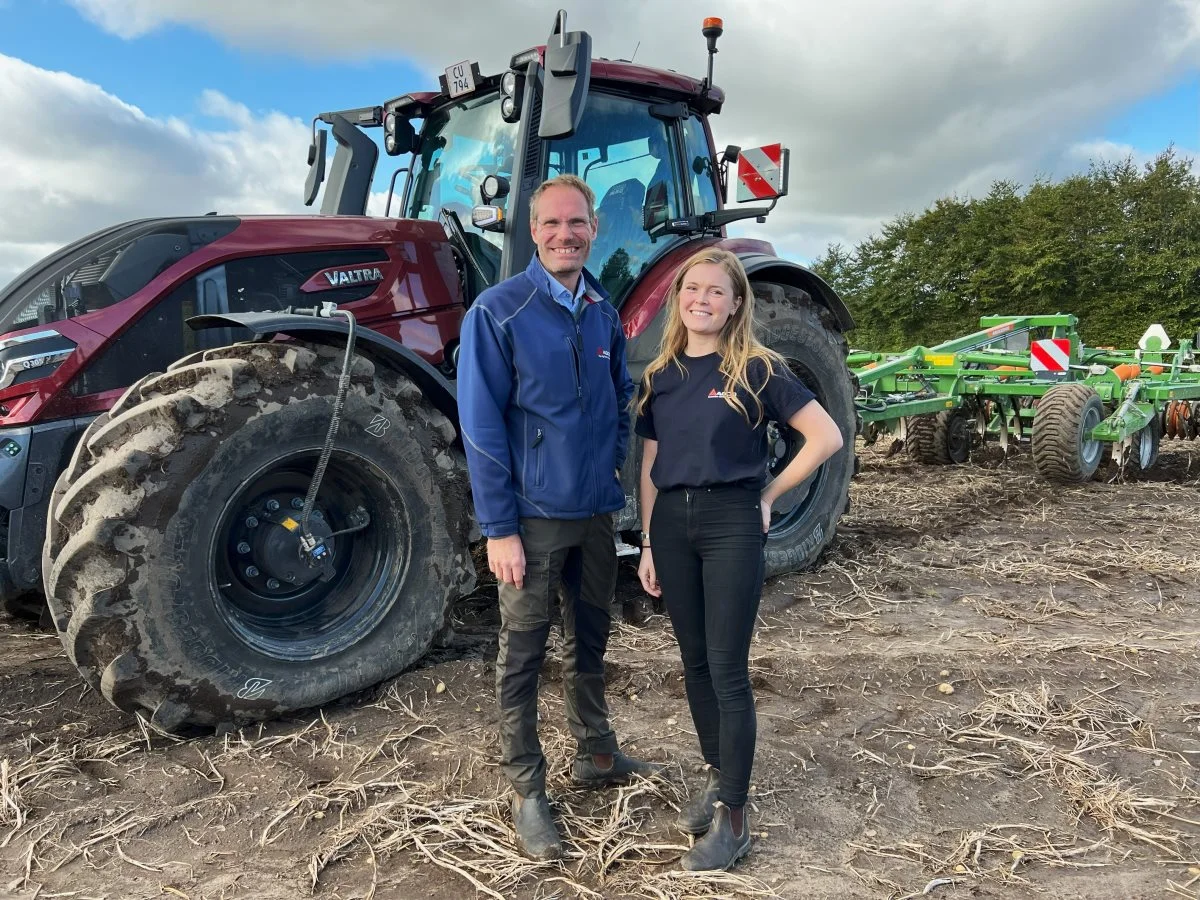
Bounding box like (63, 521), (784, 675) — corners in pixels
(1, 0), (1197, 288)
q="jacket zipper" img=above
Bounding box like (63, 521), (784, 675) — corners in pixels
(562, 300), (597, 512)
(573, 316), (598, 510)
(566, 335), (585, 412)
(532, 426), (544, 487)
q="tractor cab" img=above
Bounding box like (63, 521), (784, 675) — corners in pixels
(305, 11), (787, 307)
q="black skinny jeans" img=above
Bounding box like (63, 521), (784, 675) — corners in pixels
(650, 484), (765, 808)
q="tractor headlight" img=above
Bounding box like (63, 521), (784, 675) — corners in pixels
(500, 69), (523, 123)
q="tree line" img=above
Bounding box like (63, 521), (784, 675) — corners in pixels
(809, 149), (1200, 351)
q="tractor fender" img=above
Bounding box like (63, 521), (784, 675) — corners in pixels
(737, 254), (856, 333)
(188, 311), (459, 429)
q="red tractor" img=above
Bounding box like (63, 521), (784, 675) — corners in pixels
(1, 13), (856, 729)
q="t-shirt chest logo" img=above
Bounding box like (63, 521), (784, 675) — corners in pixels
(707, 387), (733, 399)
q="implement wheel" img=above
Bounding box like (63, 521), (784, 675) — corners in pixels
(906, 410), (971, 465)
(43, 341), (474, 730)
(1031, 383), (1104, 483)
(1129, 417), (1161, 473)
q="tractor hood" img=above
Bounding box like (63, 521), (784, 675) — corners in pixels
(0, 215), (460, 338)
(0, 217), (241, 335)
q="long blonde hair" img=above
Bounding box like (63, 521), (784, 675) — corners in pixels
(637, 248), (784, 424)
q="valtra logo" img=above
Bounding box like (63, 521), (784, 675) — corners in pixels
(303, 265), (386, 293)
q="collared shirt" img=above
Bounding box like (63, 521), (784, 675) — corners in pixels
(531, 254), (587, 313)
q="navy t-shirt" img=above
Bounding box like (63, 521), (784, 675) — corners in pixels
(635, 352), (815, 491)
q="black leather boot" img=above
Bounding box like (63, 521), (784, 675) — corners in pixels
(676, 766), (721, 834)
(571, 750), (663, 788)
(680, 802), (751, 871)
(511, 793), (563, 861)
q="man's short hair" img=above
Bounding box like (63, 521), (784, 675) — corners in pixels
(529, 174), (597, 225)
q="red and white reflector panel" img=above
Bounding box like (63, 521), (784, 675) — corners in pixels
(1030, 338), (1071, 373)
(736, 143), (789, 202)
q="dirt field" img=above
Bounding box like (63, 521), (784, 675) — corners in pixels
(2, 442), (1199, 900)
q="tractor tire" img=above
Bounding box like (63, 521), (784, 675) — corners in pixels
(1129, 416), (1161, 473)
(753, 285), (856, 577)
(43, 341), (475, 731)
(0, 592), (46, 621)
(905, 410), (971, 465)
(1031, 383), (1105, 483)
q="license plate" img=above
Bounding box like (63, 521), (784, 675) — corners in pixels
(445, 61), (476, 98)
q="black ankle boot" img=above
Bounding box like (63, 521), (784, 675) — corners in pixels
(511, 793), (563, 861)
(680, 802), (751, 871)
(676, 766), (721, 834)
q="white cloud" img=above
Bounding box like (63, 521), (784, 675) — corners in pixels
(0, 54), (310, 286)
(61, 0), (1200, 263)
(1063, 138), (1198, 173)
(2, 0), (1196, 288)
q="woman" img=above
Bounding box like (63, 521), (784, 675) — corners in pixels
(635, 249), (844, 871)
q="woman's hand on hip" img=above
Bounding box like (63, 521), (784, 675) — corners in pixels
(760, 497), (772, 533)
(637, 548), (662, 597)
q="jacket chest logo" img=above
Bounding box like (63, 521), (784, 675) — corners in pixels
(707, 388), (733, 399)
(596, 347), (610, 360)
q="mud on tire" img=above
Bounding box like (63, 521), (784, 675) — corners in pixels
(753, 285), (857, 577)
(43, 341), (475, 730)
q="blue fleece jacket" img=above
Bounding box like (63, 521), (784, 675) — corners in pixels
(458, 255), (635, 538)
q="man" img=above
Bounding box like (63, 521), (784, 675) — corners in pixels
(458, 174), (656, 861)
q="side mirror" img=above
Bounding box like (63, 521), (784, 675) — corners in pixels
(472, 206), (506, 233)
(303, 126), (328, 207)
(538, 10), (592, 139)
(734, 143), (789, 203)
(642, 182), (670, 236)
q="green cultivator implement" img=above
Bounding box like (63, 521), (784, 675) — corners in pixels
(851, 315), (1200, 482)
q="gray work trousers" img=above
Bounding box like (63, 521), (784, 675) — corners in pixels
(495, 513), (619, 797)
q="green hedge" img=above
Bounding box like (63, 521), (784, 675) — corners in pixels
(811, 149), (1200, 351)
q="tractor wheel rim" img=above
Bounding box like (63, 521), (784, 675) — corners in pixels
(1138, 427), (1155, 469)
(210, 448), (408, 661)
(1079, 403), (1102, 467)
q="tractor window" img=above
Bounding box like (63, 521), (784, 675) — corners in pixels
(406, 92), (516, 260)
(683, 116), (720, 214)
(547, 93), (684, 303)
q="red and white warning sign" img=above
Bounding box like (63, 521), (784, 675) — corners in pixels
(1030, 338), (1071, 373)
(736, 144), (789, 202)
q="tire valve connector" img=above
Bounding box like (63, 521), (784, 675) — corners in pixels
(299, 533), (330, 566)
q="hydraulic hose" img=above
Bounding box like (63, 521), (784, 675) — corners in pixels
(299, 306), (357, 555)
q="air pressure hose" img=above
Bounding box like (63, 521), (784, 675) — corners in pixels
(297, 304), (357, 560)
